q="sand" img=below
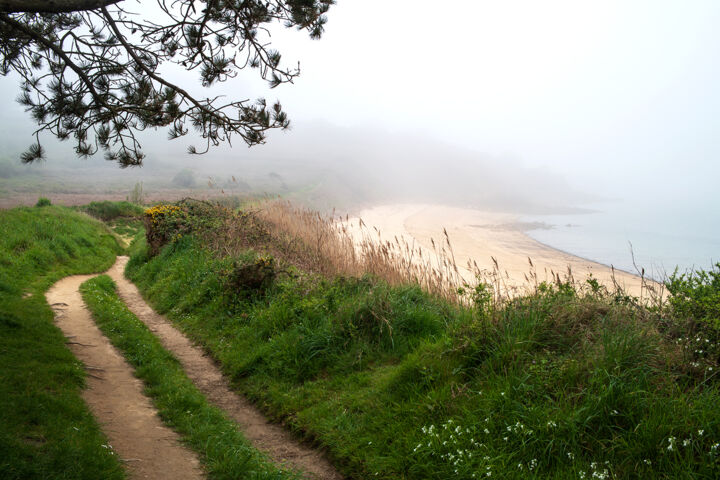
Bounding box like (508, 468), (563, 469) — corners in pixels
(351, 204), (656, 298)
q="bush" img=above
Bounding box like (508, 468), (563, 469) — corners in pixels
(172, 168), (196, 188)
(222, 256), (276, 296)
(35, 197), (51, 207)
(143, 200), (230, 255)
(82, 200), (144, 221)
(666, 263), (720, 330)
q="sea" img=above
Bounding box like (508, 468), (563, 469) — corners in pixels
(522, 200), (720, 281)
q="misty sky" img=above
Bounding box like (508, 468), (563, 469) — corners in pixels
(1, 0), (719, 212)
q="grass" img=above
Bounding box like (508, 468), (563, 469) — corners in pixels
(0, 205), (124, 480)
(126, 202), (720, 479)
(79, 201), (145, 247)
(80, 200), (145, 222)
(79, 275), (297, 480)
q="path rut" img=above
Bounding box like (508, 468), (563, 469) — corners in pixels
(107, 256), (343, 480)
(46, 274), (204, 480)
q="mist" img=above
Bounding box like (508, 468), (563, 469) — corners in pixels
(1, 0), (718, 224)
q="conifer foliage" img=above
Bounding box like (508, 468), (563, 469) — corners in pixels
(0, 0), (334, 166)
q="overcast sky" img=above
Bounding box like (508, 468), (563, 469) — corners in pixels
(1, 0), (719, 211)
(264, 0), (720, 204)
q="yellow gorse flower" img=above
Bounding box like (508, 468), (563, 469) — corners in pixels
(144, 204), (182, 225)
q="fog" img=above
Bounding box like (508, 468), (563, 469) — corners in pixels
(1, 0), (719, 219)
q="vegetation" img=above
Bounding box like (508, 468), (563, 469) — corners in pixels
(35, 196), (51, 207)
(126, 201), (720, 479)
(0, 205), (123, 479)
(80, 200), (144, 221)
(172, 169), (197, 188)
(79, 200), (145, 243)
(0, 0), (334, 166)
(79, 275), (296, 480)
(667, 263), (720, 331)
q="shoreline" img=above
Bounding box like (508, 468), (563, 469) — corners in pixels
(350, 204), (660, 298)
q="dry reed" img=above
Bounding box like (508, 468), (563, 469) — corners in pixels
(213, 199), (665, 306)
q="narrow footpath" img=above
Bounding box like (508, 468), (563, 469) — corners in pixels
(46, 257), (343, 480)
(46, 274), (204, 480)
(107, 256), (343, 480)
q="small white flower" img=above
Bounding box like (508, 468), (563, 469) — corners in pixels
(698, 430), (705, 436)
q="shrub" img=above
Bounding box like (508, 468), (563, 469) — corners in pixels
(172, 168), (196, 188)
(143, 200), (230, 255)
(35, 197), (51, 207)
(221, 255), (276, 296)
(666, 263), (720, 330)
(82, 200), (144, 221)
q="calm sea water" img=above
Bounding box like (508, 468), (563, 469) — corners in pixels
(523, 200), (720, 280)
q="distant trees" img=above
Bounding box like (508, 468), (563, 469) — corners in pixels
(172, 168), (195, 188)
(0, 1), (334, 166)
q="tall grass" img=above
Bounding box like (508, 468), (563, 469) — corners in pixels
(129, 202), (720, 479)
(205, 200), (467, 302)
(205, 200), (663, 307)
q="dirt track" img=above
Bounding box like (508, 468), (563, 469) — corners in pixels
(46, 258), (342, 480)
(46, 274), (204, 480)
(107, 257), (343, 480)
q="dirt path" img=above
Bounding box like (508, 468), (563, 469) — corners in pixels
(46, 274), (204, 480)
(107, 256), (343, 480)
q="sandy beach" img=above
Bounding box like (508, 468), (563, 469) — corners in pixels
(351, 204), (655, 298)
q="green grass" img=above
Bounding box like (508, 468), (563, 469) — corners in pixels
(79, 274), (297, 480)
(127, 234), (720, 479)
(80, 201), (145, 222)
(0, 205), (124, 480)
(78, 201), (145, 246)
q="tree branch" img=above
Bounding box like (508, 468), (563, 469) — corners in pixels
(0, 12), (111, 111)
(0, 0), (123, 14)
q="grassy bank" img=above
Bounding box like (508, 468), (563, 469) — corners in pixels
(126, 204), (720, 479)
(0, 204), (124, 479)
(79, 274), (296, 480)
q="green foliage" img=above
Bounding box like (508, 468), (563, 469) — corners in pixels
(667, 263), (720, 330)
(143, 200), (230, 255)
(35, 197), (51, 207)
(221, 255), (276, 297)
(0, 206), (123, 479)
(80, 275), (295, 480)
(81, 201), (144, 221)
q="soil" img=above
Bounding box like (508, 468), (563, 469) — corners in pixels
(46, 274), (204, 480)
(107, 256), (343, 480)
